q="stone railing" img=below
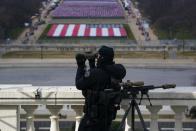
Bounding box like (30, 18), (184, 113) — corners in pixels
(0, 43), (196, 52)
(0, 85), (196, 131)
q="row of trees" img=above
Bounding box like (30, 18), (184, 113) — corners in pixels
(138, 0), (196, 39)
(0, 0), (43, 39)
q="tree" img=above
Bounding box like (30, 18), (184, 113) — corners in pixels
(138, 0), (196, 39)
(0, 0), (43, 39)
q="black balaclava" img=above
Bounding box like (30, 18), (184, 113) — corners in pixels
(97, 46), (114, 68)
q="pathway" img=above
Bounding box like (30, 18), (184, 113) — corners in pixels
(121, 0), (160, 44)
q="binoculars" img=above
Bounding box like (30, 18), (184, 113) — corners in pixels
(77, 52), (98, 60)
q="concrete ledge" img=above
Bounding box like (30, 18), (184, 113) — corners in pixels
(0, 85), (196, 106)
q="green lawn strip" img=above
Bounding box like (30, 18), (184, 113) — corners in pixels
(152, 25), (195, 40)
(2, 51), (169, 59)
(7, 27), (25, 39)
(2, 51), (77, 59)
(152, 26), (170, 40)
(39, 24), (53, 40)
(38, 24), (136, 41)
(124, 24), (135, 40)
(176, 51), (196, 59)
(115, 51), (169, 59)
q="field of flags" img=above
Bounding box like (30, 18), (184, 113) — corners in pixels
(47, 24), (128, 38)
(45, 0), (130, 39)
(64, 0), (117, 1)
(52, 2), (124, 18)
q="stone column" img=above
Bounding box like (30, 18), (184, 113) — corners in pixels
(17, 106), (21, 131)
(46, 105), (63, 131)
(0, 105), (20, 131)
(71, 105), (83, 131)
(146, 105), (162, 131)
(121, 105), (131, 131)
(171, 106), (187, 131)
(21, 105), (38, 131)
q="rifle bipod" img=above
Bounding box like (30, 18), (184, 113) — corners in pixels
(117, 98), (148, 131)
(116, 80), (175, 131)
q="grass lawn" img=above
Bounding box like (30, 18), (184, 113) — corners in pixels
(2, 51), (169, 59)
(176, 51), (196, 59)
(152, 25), (196, 40)
(7, 27), (25, 39)
(39, 24), (136, 41)
(115, 51), (169, 59)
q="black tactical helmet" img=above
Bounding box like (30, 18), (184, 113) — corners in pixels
(98, 45), (114, 61)
(97, 46), (114, 67)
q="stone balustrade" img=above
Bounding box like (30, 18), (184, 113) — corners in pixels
(0, 85), (196, 131)
(1, 43), (196, 52)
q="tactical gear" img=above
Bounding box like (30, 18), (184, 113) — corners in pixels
(83, 89), (121, 120)
(75, 46), (126, 131)
(76, 53), (86, 68)
(98, 46), (114, 61)
(88, 57), (96, 69)
(97, 46), (114, 68)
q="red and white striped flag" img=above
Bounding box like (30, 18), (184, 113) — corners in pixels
(47, 24), (128, 38)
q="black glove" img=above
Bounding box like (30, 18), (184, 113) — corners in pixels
(88, 58), (95, 68)
(76, 53), (86, 68)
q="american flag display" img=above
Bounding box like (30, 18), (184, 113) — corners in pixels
(47, 24), (128, 38)
(52, 2), (124, 18)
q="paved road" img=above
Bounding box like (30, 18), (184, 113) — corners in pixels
(0, 67), (195, 86)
